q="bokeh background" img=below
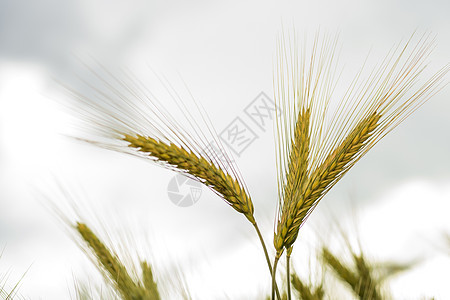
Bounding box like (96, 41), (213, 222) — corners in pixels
(0, 0), (449, 299)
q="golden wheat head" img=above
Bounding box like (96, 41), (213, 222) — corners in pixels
(123, 134), (255, 223)
(76, 222), (163, 300)
(76, 223), (143, 300)
(273, 32), (449, 254)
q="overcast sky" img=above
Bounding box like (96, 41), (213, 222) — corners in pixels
(1, 0), (449, 299)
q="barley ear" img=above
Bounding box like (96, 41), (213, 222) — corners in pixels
(274, 108), (311, 252)
(276, 112), (381, 251)
(322, 247), (359, 290)
(284, 108), (311, 207)
(76, 223), (142, 300)
(322, 247), (382, 300)
(141, 261), (161, 300)
(123, 134), (255, 224)
(291, 273), (325, 300)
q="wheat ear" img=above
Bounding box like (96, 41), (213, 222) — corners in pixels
(76, 223), (143, 300)
(141, 262), (161, 300)
(274, 31), (449, 255)
(275, 108), (311, 300)
(290, 273), (325, 300)
(322, 247), (382, 300)
(282, 108), (311, 221)
(77, 223), (163, 300)
(275, 112), (381, 252)
(123, 134), (255, 224)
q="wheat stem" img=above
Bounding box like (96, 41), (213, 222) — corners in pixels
(272, 251), (282, 300)
(253, 223), (281, 300)
(286, 247), (292, 300)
